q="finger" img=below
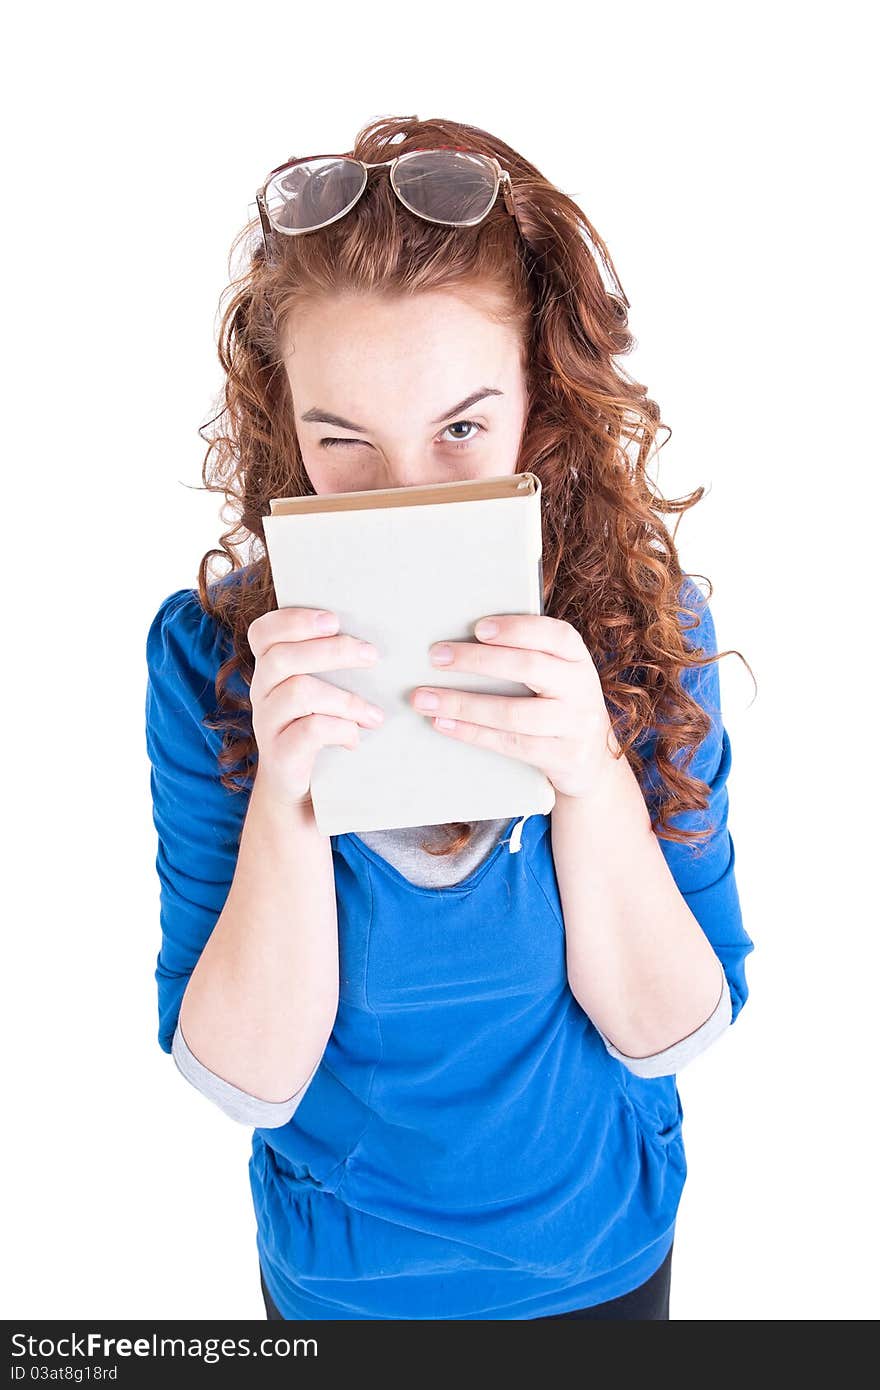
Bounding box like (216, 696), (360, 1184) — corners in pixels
(261, 672), (385, 733)
(248, 606), (341, 659)
(473, 614), (588, 662)
(251, 633), (379, 702)
(412, 687), (572, 738)
(429, 640), (575, 699)
(426, 715), (563, 771)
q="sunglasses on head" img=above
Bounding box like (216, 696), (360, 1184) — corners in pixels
(255, 146), (516, 252)
(254, 145), (630, 310)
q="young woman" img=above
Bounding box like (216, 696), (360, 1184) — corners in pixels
(144, 114), (755, 1321)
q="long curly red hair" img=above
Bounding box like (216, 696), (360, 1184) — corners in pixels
(194, 113), (753, 856)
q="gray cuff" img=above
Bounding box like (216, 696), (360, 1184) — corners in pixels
(171, 1020), (320, 1129)
(597, 966), (732, 1078)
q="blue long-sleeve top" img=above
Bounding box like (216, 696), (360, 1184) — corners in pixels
(170, 817), (733, 1126)
(145, 572), (754, 1319)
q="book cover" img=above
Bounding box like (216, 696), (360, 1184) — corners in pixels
(262, 472), (556, 835)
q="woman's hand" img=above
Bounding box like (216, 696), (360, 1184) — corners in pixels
(247, 608), (385, 808)
(409, 614), (620, 800)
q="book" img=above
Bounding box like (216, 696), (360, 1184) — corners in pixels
(262, 471), (556, 836)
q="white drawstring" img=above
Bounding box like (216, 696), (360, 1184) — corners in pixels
(508, 815), (528, 854)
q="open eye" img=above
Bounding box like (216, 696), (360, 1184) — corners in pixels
(441, 420), (485, 447)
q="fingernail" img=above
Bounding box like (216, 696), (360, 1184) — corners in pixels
(475, 619), (498, 638)
(430, 644), (453, 665)
(359, 642), (379, 662)
(365, 704), (385, 725)
(315, 611), (339, 634)
(414, 690), (439, 710)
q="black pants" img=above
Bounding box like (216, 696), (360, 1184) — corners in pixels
(259, 1239), (672, 1321)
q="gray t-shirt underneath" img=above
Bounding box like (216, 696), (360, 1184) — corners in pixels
(171, 817), (732, 1128)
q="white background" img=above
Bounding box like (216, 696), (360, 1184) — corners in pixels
(4, 0), (877, 1321)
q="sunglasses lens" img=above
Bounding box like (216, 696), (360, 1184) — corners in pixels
(264, 157), (366, 232)
(392, 150), (498, 224)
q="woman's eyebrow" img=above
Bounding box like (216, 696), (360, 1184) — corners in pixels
(431, 388), (504, 424)
(300, 388), (504, 433)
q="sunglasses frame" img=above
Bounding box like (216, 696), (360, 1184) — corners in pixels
(252, 146), (631, 312)
(255, 146), (517, 254)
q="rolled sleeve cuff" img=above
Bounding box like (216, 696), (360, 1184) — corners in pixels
(597, 965), (732, 1078)
(171, 1021), (319, 1129)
